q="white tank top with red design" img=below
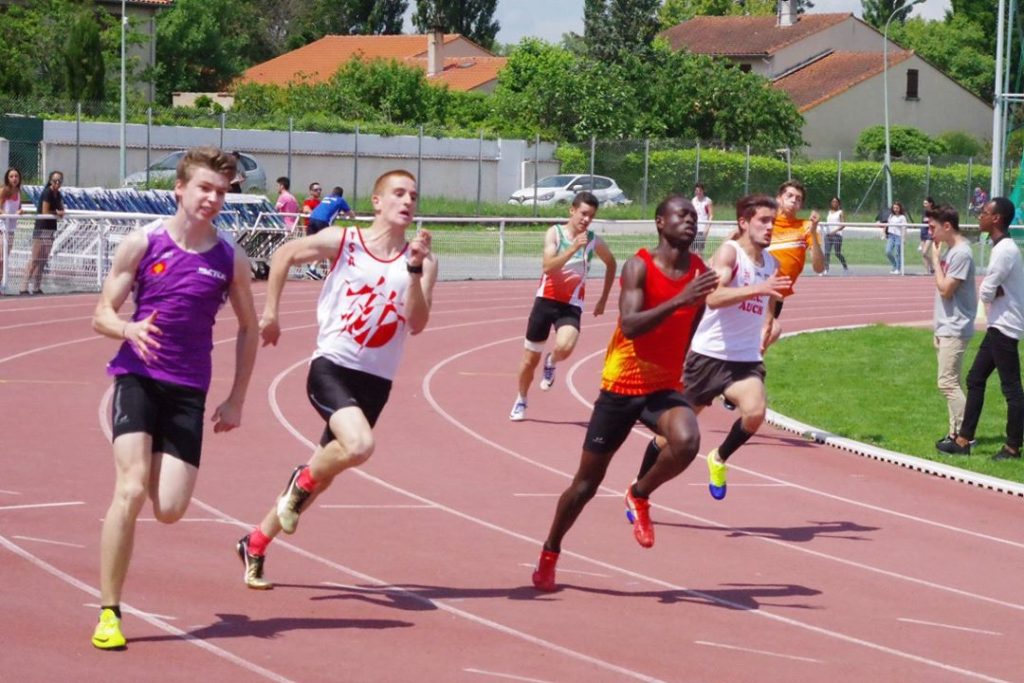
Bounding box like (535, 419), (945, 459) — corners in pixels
(314, 227), (411, 380)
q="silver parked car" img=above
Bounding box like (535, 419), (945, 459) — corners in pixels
(123, 150), (267, 193)
(508, 174), (630, 206)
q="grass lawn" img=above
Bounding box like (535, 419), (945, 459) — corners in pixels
(765, 324), (1024, 485)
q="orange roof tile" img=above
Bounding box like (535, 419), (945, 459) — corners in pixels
(417, 56), (505, 90)
(660, 12), (851, 57)
(772, 50), (914, 112)
(241, 34), (472, 87)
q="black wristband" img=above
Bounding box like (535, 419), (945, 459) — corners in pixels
(406, 262), (423, 274)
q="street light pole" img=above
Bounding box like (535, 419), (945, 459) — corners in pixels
(119, 0), (127, 185)
(991, 0), (1006, 199)
(882, 0), (925, 209)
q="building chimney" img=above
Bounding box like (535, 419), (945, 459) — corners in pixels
(777, 0), (797, 27)
(427, 28), (444, 77)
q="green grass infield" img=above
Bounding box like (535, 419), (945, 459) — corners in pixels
(765, 324), (1024, 485)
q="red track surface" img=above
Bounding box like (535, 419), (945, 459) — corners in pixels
(2, 275), (1022, 683)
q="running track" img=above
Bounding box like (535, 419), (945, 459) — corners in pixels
(2, 276), (1022, 683)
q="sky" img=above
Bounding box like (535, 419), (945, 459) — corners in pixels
(404, 0), (952, 46)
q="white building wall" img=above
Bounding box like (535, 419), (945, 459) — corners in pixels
(39, 121), (559, 202)
(801, 55), (992, 158)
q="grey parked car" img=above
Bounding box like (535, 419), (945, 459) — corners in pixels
(508, 174), (630, 206)
(123, 150), (267, 193)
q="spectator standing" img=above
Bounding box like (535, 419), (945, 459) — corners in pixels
(1, 167), (23, 293)
(882, 201), (908, 274)
(229, 151), (246, 193)
(21, 170), (64, 295)
(822, 196), (849, 276)
(274, 176), (300, 230)
(927, 204), (976, 448)
(692, 182), (713, 255)
(938, 197), (1024, 460)
(919, 197), (936, 274)
(301, 181), (323, 231)
(306, 186), (356, 236)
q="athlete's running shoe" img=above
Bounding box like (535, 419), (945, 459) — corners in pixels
(509, 398), (527, 421)
(276, 465), (313, 534)
(91, 608), (126, 650)
(236, 535), (273, 590)
(707, 448), (728, 500)
(624, 487), (654, 548)
(539, 353), (556, 391)
(532, 548), (560, 592)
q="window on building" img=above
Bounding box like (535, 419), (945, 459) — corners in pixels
(906, 69), (919, 100)
(739, 63), (752, 73)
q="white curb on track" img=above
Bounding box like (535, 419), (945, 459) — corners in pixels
(767, 325), (1024, 498)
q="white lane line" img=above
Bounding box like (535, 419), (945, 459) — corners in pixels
(136, 517), (232, 523)
(685, 483), (788, 488)
(0, 501), (85, 512)
(694, 640), (823, 664)
(13, 535), (85, 548)
(897, 618), (1003, 636)
(516, 563), (611, 579)
(513, 492), (618, 498)
(463, 668), (554, 683)
(563, 347), (1024, 552)
(420, 333), (1014, 682)
(318, 504), (436, 509)
(0, 534), (295, 683)
(0, 489), (21, 495)
(84, 603), (178, 621)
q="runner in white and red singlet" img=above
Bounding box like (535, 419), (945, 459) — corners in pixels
(235, 169), (438, 590)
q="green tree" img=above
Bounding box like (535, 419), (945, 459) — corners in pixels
(861, 0), (915, 29)
(889, 15), (994, 100)
(412, 0), (500, 49)
(154, 0), (253, 102)
(855, 125), (947, 160)
(584, 0), (660, 62)
(65, 10), (106, 102)
(658, 0), (782, 29)
(283, 0), (408, 50)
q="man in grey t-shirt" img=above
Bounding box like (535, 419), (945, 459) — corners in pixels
(928, 204), (976, 447)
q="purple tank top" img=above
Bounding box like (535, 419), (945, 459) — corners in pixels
(107, 221), (235, 392)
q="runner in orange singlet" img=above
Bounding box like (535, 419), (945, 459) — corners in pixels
(530, 195), (719, 592)
(767, 180), (824, 316)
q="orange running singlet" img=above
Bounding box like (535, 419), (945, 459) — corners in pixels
(601, 249), (708, 395)
(767, 214), (815, 297)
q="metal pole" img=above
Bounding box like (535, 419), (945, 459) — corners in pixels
(476, 130), (483, 216)
(695, 140), (701, 184)
(75, 102), (81, 185)
(287, 117), (293, 180)
(417, 125), (423, 191)
(744, 145), (751, 195)
(967, 157), (974, 210)
(119, 0), (127, 184)
(642, 138), (650, 212)
(883, 11), (894, 208)
(532, 134), (539, 217)
(991, 0), (1007, 198)
(498, 219), (505, 279)
(353, 124), (359, 208)
(219, 112), (225, 148)
(836, 150), (842, 200)
(145, 107), (152, 187)
(924, 155), (931, 199)
(589, 136), (595, 189)
(785, 147), (792, 180)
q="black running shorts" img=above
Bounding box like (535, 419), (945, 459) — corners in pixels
(583, 389), (691, 456)
(307, 356), (392, 446)
(110, 373), (207, 468)
(525, 297), (582, 344)
(682, 351), (766, 408)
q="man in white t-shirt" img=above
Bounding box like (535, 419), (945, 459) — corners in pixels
(927, 204), (976, 448)
(938, 197), (1024, 460)
(692, 183), (713, 255)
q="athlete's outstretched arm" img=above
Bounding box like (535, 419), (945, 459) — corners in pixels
(592, 237), (617, 317)
(212, 244), (260, 433)
(260, 228), (344, 346)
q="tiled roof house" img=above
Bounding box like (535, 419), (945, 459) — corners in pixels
(660, 8), (992, 157)
(239, 32), (506, 94)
